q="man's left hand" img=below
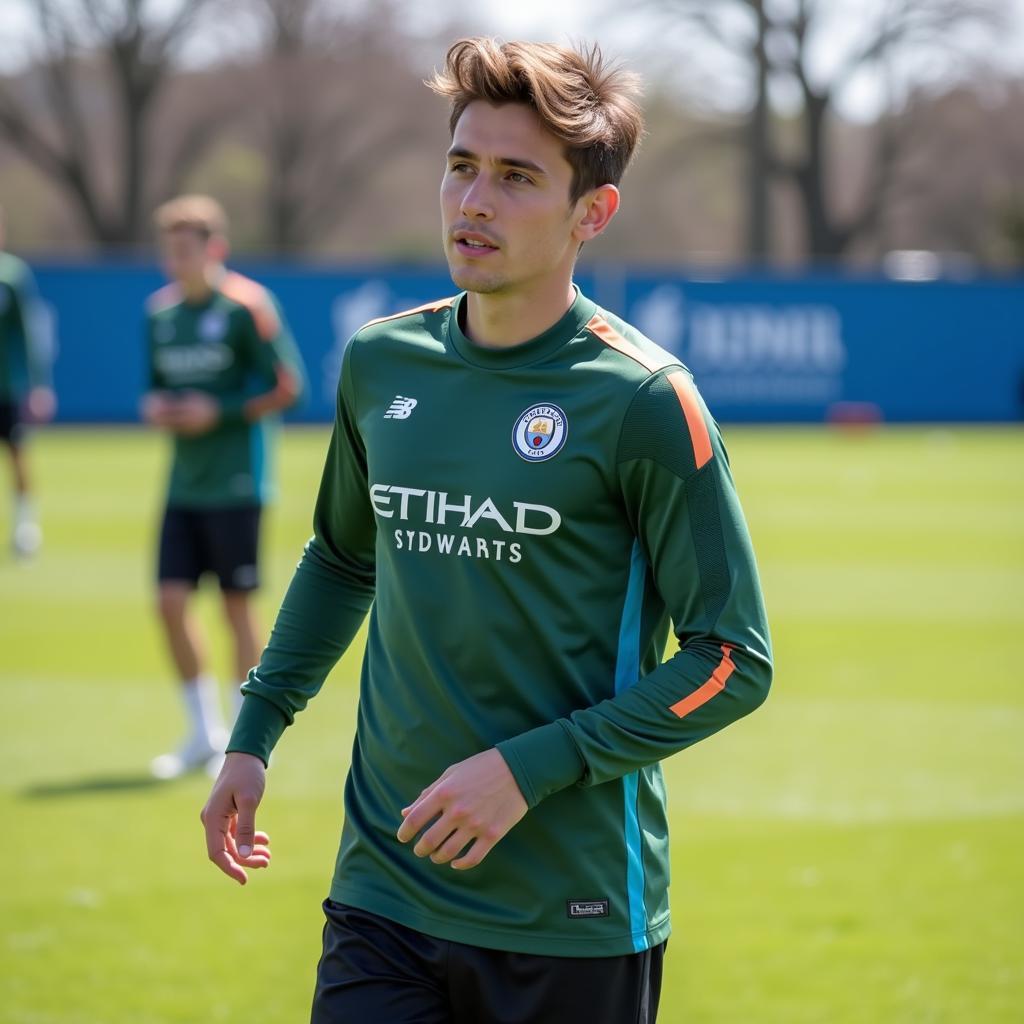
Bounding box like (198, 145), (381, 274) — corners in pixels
(397, 749), (528, 871)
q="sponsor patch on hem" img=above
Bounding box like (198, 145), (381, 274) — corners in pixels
(566, 899), (610, 919)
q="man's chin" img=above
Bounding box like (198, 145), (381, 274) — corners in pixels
(448, 265), (505, 295)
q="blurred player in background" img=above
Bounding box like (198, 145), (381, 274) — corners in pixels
(203, 39), (771, 1024)
(143, 195), (305, 779)
(0, 204), (56, 558)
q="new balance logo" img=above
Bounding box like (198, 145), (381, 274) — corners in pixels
(384, 396), (418, 420)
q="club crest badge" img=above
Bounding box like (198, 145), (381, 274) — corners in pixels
(513, 403), (567, 462)
(198, 309), (228, 343)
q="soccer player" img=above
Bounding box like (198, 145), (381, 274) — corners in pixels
(143, 195), (305, 780)
(202, 39), (772, 1023)
(0, 204), (55, 558)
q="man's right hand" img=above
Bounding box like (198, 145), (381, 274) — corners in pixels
(200, 751), (271, 885)
(141, 391), (177, 428)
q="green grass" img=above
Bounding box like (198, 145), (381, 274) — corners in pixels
(1, 425), (1022, 1023)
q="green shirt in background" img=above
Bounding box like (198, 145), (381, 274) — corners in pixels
(230, 287), (772, 957)
(0, 252), (50, 404)
(146, 272), (306, 508)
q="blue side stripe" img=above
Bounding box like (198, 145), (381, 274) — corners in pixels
(615, 539), (649, 952)
(250, 419), (267, 502)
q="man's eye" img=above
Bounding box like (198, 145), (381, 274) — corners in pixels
(451, 163), (474, 174)
(507, 172), (532, 184)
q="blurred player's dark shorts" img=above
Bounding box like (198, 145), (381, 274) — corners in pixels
(0, 400), (25, 447)
(157, 504), (262, 591)
(311, 900), (664, 1024)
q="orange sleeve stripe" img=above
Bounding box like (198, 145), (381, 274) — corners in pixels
(146, 283), (182, 312)
(220, 272), (280, 341)
(666, 370), (713, 470)
(362, 296), (456, 329)
(669, 645), (736, 719)
(585, 314), (673, 374)
(587, 314), (713, 471)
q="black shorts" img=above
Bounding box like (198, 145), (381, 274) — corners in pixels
(311, 901), (664, 1024)
(0, 400), (24, 447)
(157, 504), (262, 591)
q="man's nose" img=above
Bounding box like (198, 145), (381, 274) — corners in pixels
(460, 176), (494, 220)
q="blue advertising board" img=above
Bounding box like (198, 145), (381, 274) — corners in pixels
(31, 262), (1024, 424)
(621, 274), (1023, 422)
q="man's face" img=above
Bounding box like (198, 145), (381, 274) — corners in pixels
(440, 101), (584, 296)
(160, 227), (216, 285)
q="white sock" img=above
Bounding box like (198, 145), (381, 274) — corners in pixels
(15, 494), (35, 527)
(181, 674), (225, 745)
(229, 683), (246, 726)
(11, 495), (42, 554)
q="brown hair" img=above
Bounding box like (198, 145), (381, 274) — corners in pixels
(153, 194), (227, 240)
(427, 38), (644, 205)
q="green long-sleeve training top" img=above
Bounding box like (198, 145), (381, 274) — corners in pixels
(145, 271), (306, 507)
(229, 286), (772, 957)
(0, 252), (50, 403)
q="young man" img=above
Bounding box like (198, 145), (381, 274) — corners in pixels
(0, 205), (55, 558)
(143, 195), (305, 779)
(202, 39), (772, 1023)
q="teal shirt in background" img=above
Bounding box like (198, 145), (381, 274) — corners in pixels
(230, 287), (772, 956)
(146, 271), (306, 508)
(0, 252), (50, 404)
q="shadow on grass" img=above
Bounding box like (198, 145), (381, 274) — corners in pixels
(19, 773), (181, 799)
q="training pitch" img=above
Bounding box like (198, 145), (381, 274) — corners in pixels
(1, 425), (1022, 1023)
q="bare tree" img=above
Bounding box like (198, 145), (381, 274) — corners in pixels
(248, 0), (434, 254)
(0, 0), (233, 246)
(644, 0), (1007, 261)
(876, 79), (1024, 266)
(998, 198), (1024, 266)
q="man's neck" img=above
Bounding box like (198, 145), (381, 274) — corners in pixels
(463, 276), (577, 349)
(180, 264), (225, 304)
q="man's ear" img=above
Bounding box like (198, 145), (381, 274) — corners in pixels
(573, 184), (620, 243)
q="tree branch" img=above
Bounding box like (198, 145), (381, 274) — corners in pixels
(0, 88), (69, 181)
(645, 0), (756, 59)
(293, 122), (413, 245)
(830, 0), (1003, 97)
(159, 107), (235, 199)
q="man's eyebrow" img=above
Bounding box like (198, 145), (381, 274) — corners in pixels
(446, 146), (547, 176)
